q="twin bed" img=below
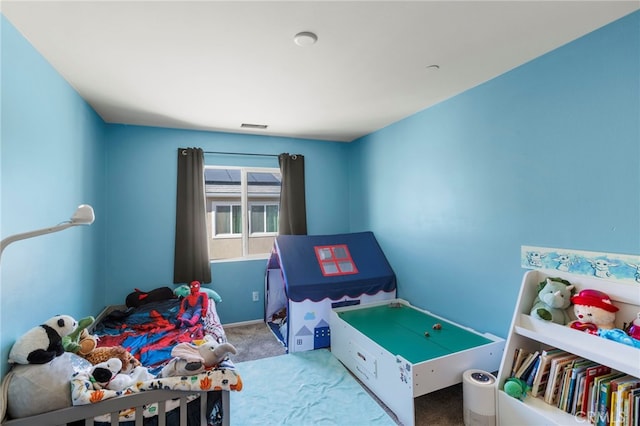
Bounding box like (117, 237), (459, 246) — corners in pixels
(2, 295), (242, 426)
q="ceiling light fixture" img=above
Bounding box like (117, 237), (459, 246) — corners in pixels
(426, 64), (440, 71)
(294, 31), (318, 47)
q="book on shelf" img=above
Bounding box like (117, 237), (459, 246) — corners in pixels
(596, 373), (627, 426)
(510, 348), (524, 377)
(531, 348), (567, 398)
(610, 376), (640, 426)
(544, 353), (578, 405)
(564, 359), (595, 413)
(590, 372), (625, 425)
(558, 358), (587, 411)
(629, 387), (640, 426)
(572, 370), (588, 415)
(525, 354), (542, 388)
(515, 350), (540, 379)
(581, 364), (612, 418)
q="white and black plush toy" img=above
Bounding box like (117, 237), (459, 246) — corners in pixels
(8, 315), (77, 365)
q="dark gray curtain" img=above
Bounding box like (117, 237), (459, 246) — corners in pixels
(278, 153), (307, 235)
(174, 147), (211, 284)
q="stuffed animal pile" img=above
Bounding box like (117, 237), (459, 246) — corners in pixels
(567, 288), (640, 348)
(81, 345), (142, 373)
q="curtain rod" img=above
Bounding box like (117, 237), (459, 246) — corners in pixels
(204, 151), (279, 158)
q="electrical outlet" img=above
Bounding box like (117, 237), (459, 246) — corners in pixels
(252, 291), (259, 302)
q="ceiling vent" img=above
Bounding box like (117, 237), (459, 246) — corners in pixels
(241, 123), (268, 130)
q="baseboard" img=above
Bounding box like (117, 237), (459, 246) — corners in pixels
(223, 319), (264, 328)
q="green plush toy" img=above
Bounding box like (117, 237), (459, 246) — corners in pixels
(174, 284), (222, 303)
(503, 377), (529, 401)
(62, 316), (95, 354)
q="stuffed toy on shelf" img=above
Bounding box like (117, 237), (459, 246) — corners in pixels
(568, 289), (619, 335)
(530, 277), (575, 325)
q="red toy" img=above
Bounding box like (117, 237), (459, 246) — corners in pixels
(176, 281), (209, 327)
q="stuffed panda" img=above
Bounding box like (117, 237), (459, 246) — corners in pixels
(8, 315), (77, 365)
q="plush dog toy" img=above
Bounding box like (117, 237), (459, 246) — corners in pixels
(82, 345), (141, 373)
(159, 335), (236, 378)
(89, 358), (154, 391)
(9, 315), (77, 364)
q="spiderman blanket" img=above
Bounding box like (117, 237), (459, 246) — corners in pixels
(93, 299), (224, 375)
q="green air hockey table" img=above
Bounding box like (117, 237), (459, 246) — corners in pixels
(330, 299), (504, 426)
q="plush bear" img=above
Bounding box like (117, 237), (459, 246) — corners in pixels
(62, 316), (96, 355)
(530, 277), (575, 325)
(89, 358), (154, 391)
(82, 345), (141, 373)
(159, 335), (236, 378)
(568, 289), (619, 335)
(9, 315), (78, 364)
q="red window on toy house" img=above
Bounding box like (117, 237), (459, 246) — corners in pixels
(314, 245), (358, 276)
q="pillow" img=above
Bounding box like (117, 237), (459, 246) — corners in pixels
(7, 352), (91, 419)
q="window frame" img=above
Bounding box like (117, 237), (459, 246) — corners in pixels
(212, 202), (242, 238)
(249, 202), (280, 236)
(206, 165), (281, 261)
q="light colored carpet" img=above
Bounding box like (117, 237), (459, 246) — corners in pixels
(225, 322), (465, 425)
(230, 348), (397, 426)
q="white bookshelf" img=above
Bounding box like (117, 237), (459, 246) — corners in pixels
(496, 269), (640, 425)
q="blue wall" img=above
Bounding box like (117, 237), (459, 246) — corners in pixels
(103, 125), (350, 323)
(0, 16), (107, 377)
(348, 11), (640, 338)
(1, 9), (638, 379)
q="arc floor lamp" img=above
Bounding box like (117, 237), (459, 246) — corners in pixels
(0, 204), (95, 261)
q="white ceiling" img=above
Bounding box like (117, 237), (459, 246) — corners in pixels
(3, 1), (638, 142)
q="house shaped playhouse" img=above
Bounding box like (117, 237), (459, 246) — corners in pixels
(265, 231), (397, 352)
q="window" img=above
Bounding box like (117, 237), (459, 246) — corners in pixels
(250, 203), (279, 234)
(205, 166), (281, 260)
(213, 204), (241, 236)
